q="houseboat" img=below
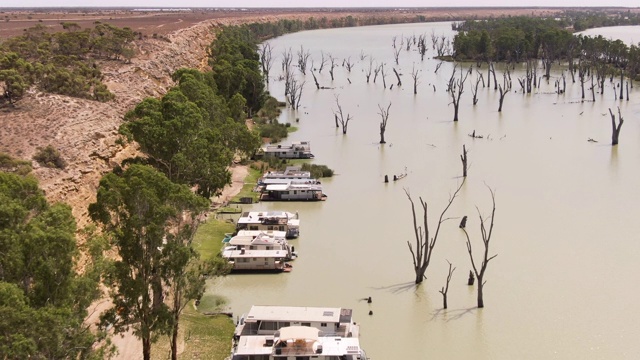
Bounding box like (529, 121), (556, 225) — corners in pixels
(258, 166), (312, 186)
(226, 230), (297, 261)
(229, 305), (368, 360)
(258, 141), (314, 159)
(222, 248), (292, 272)
(260, 182), (327, 202)
(236, 211), (300, 239)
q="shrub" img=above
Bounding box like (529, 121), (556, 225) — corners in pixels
(33, 145), (66, 169)
(300, 163), (334, 178)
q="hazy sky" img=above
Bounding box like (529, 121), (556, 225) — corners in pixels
(2, 1), (639, 8)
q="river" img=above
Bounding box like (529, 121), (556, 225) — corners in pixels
(208, 23), (640, 359)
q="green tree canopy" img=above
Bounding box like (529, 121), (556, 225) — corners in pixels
(0, 172), (108, 359)
(89, 164), (209, 360)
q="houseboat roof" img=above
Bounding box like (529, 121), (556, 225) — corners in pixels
(228, 232), (287, 246)
(263, 166), (311, 178)
(244, 305), (352, 324)
(236, 211), (299, 225)
(233, 333), (363, 357)
(236, 230), (287, 239)
(265, 183), (323, 191)
(223, 249), (288, 258)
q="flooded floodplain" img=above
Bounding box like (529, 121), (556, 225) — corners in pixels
(208, 23), (640, 359)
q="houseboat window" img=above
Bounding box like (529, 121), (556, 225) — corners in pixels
(260, 321), (277, 330)
(301, 322), (311, 327)
(280, 322), (291, 327)
(249, 226), (258, 230)
(252, 258), (257, 261)
(266, 246), (272, 250)
(267, 226), (274, 230)
(279, 226), (284, 231)
(295, 357), (310, 360)
(293, 190), (297, 194)
(320, 323), (327, 327)
(250, 246), (256, 250)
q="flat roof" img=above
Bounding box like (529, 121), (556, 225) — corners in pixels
(223, 249), (287, 258)
(245, 306), (347, 323)
(233, 334), (363, 357)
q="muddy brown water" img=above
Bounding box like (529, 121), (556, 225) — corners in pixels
(208, 23), (640, 359)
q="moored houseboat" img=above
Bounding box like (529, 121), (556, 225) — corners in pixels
(257, 141), (314, 159)
(222, 248), (293, 272)
(236, 211), (300, 239)
(229, 305), (368, 360)
(259, 182), (327, 202)
(258, 166), (312, 186)
(226, 230), (297, 261)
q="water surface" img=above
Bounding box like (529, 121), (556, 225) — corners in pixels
(209, 22), (640, 359)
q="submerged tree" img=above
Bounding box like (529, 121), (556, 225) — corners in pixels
(333, 95), (352, 135)
(461, 186), (498, 308)
(404, 180), (465, 284)
(448, 66), (471, 122)
(378, 102), (391, 144)
(439, 260), (456, 309)
(609, 107), (624, 145)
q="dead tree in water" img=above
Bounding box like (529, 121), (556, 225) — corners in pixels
(373, 62), (381, 83)
(439, 260), (456, 309)
(418, 33), (427, 61)
(393, 68), (402, 87)
(344, 57), (354, 73)
(498, 71), (511, 112)
(461, 186), (498, 308)
(311, 70), (320, 90)
(281, 48), (292, 72)
(460, 145), (468, 177)
(259, 43), (274, 83)
(404, 180), (465, 285)
(393, 47), (401, 65)
(328, 54), (336, 81)
(318, 51), (327, 73)
(609, 107), (624, 145)
(333, 96), (352, 135)
(380, 64), (388, 89)
(411, 65), (420, 95)
(448, 66), (471, 122)
(287, 77), (305, 110)
(378, 102), (391, 144)
(471, 72), (482, 105)
(365, 56), (374, 83)
(297, 45), (310, 75)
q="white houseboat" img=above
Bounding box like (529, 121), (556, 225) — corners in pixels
(236, 211), (300, 239)
(226, 230), (297, 261)
(258, 141), (314, 159)
(222, 248), (292, 272)
(260, 182), (326, 202)
(229, 305), (368, 360)
(258, 166), (312, 186)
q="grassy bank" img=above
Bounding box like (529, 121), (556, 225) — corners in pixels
(152, 218), (237, 360)
(229, 166), (262, 204)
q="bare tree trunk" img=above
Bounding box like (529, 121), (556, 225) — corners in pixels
(439, 261), (456, 309)
(405, 180), (464, 284)
(393, 68), (402, 87)
(609, 107), (624, 145)
(461, 186), (498, 308)
(378, 103), (391, 144)
(143, 336), (151, 360)
(460, 144), (468, 177)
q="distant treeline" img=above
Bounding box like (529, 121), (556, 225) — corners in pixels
(452, 15), (640, 82)
(246, 14), (454, 40)
(0, 22), (136, 105)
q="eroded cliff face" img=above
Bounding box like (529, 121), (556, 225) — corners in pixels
(0, 19), (221, 228)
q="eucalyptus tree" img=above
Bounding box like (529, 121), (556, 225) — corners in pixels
(89, 165), (209, 360)
(0, 172), (109, 359)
